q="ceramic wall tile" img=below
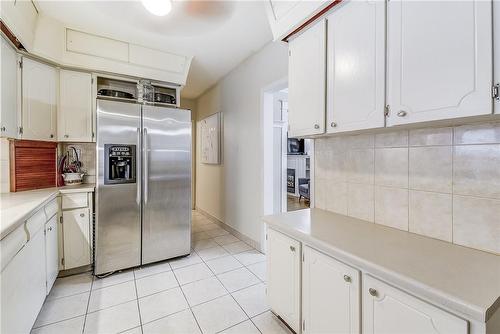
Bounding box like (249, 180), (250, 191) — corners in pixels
(347, 183), (374, 222)
(326, 181), (348, 215)
(374, 148), (408, 188)
(453, 145), (500, 199)
(347, 149), (374, 184)
(409, 127), (453, 146)
(409, 190), (452, 242)
(409, 146), (452, 193)
(454, 122), (500, 145)
(375, 130), (408, 148)
(347, 134), (374, 149)
(314, 178), (327, 210)
(327, 151), (347, 182)
(314, 149), (330, 180)
(453, 195), (500, 254)
(375, 186), (408, 231)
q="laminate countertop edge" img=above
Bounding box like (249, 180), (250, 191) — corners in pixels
(0, 184), (95, 240)
(263, 208), (500, 323)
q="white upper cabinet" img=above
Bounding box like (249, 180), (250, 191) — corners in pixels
(58, 70), (93, 142)
(326, 1), (385, 133)
(363, 275), (467, 334)
(302, 246), (360, 334)
(1, 37), (19, 139)
(21, 58), (57, 141)
(266, 228), (301, 333)
(0, 0), (38, 51)
(288, 19), (326, 137)
(265, 0), (330, 41)
(386, 0), (493, 126)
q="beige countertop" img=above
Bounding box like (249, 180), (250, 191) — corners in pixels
(263, 208), (500, 323)
(0, 184), (95, 240)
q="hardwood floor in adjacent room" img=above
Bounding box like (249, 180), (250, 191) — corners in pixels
(287, 195), (309, 212)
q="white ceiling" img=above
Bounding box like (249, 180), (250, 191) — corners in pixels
(35, 1), (274, 99)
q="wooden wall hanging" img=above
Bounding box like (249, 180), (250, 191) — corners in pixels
(9, 140), (58, 192)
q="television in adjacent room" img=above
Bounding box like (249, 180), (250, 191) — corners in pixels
(287, 138), (305, 155)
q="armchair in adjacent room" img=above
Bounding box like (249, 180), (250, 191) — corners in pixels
(298, 178), (310, 202)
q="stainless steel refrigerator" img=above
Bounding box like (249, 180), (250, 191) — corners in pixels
(95, 98), (191, 275)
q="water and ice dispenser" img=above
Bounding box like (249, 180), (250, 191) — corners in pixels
(104, 144), (136, 184)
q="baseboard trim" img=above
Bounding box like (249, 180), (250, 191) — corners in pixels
(195, 207), (262, 251)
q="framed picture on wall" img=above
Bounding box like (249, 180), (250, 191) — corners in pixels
(200, 112), (221, 164)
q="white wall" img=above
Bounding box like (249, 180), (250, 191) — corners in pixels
(195, 41), (288, 247)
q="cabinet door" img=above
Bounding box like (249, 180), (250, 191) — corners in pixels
(21, 57), (57, 141)
(1, 37), (19, 139)
(1, 227), (46, 334)
(45, 215), (59, 294)
(363, 275), (467, 334)
(58, 70), (93, 142)
(288, 20), (326, 137)
(326, 1), (385, 133)
(386, 1), (492, 126)
(266, 228), (301, 332)
(302, 247), (360, 334)
(63, 208), (91, 269)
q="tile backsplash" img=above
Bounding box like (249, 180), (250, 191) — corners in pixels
(315, 122), (500, 255)
(59, 143), (96, 184)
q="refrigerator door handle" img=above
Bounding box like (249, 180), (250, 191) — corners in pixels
(143, 127), (148, 204)
(136, 127), (141, 205)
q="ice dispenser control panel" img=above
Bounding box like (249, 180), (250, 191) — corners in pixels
(104, 144), (136, 185)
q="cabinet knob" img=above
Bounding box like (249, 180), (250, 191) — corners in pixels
(397, 111), (407, 117)
(343, 275), (351, 283)
(314, 124), (320, 129)
(1, 126), (6, 132)
(330, 122), (337, 128)
(48, 227), (53, 231)
(369, 288), (378, 297)
(80, 213), (85, 217)
(50, 134), (54, 138)
(64, 134), (69, 138)
(289, 245), (296, 252)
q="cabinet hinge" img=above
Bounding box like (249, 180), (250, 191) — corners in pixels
(60, 216), (63, 224)
(19, 59), (23, 69)
(61, 258), (65, 266)
(384, 105), (390, 117)
(19, 126), (23, 135)
(302, 252), (305, 262)
(493, 83), (500, 101)
(265, 233), (268, 241)
(91, 78), (94, 84)
(302, 320), (306, 332)
(288, 50), (291, 56)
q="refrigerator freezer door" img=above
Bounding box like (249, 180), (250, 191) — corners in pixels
(95, 99), (142, 275)
(142, 105), (192, 264)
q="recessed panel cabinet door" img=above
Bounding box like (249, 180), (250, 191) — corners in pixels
(288, 20), (326, 137)
(266, 228), (301, 332)
(386, 0), (492, 126)
(58, 70), (93, 142)
(326, 1), (385, 133)
(0, 37), (19, 139)
(63, 208), (91, 269)
(302, 246), (360, 334)
(45, 215), (59, 294)
(363, 275), (468, 334)
(22, 58), (57, 141)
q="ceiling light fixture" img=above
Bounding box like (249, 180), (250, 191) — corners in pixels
(141, 0), (172, 16)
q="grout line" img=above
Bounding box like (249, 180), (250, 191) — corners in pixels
(32, 314), (87, 331)
(81, 274), (94, 334)
(132, 269), (144, 334)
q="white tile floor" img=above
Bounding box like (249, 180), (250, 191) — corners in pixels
(31, 212), (292, 334)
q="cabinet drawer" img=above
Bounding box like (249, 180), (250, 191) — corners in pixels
(0, 225), (27, 271)
(44, 198), (58, 219)
(61, 193), (88, 209)
(363, 275), (467, 334)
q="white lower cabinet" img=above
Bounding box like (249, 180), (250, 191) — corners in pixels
(1, 221), (46, 334)
(45, 214), (59, 294)
(266, 228), (301, 333)
(62, 207), (91, 270)
(302, 246), (360, 334)
(363, 275), (468, 334)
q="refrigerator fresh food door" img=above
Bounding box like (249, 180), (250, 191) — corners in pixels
(142, 105), (192, 264)
(95, 99), (142, 275)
